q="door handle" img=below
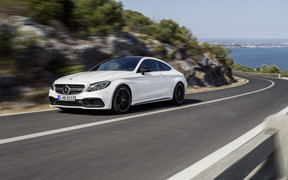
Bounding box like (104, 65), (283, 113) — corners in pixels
(160, 74), (164, 77)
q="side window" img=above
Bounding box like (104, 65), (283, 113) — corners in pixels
(158, 61), (172, 71)
(138, 59), (160, 72)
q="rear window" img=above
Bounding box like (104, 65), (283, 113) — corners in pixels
(138, 59), (172, 72)
(158, 61), (171, 71)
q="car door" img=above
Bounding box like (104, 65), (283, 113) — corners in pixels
(133, 59), (166, 103)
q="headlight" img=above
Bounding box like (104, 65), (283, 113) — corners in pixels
(51, 82), (55, 91)
(87, 81), (111, 92)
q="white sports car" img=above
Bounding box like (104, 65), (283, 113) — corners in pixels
(49, 56), (187, 113)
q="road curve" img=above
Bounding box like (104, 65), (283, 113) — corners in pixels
(0, 75), (288, 180)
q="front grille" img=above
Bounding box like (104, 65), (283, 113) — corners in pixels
(55, 84), (85, 95)
(55, 101), (83, 107)
(82, 98), (105, 107)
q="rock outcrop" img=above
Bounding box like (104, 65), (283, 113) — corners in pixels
(0, 16), (234, 98)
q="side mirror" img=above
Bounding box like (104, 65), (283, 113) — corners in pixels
(140, 68), (151, 75)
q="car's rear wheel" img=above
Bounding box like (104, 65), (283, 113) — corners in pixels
(112, 85), (131, 114)
(172, 83), (185, 105)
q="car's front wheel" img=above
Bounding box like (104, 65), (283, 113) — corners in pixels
(112, 85), (131, 114)
(172, 83), (185, 105)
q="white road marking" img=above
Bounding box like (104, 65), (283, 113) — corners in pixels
(0, 79), (274, 145)
(166, 122), (265, 180)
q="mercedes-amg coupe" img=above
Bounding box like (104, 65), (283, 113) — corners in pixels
(49, 56), (187, 113)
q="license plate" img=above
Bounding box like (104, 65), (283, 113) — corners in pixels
(58, 95), (76, 101)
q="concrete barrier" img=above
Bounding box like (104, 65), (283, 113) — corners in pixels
(191, 107), (288, 180)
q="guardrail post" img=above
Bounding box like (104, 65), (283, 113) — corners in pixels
(263, 110), (288, 179)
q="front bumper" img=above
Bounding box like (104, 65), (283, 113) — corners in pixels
(49, 97), (105, 108)
(48, 88), (113, 110)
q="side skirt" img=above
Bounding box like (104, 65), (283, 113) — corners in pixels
(133, 97), (171, 106)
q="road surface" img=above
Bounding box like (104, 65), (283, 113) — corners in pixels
(0, 75), (288, 180)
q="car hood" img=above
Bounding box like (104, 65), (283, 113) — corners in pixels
(55, 71), (133, 84)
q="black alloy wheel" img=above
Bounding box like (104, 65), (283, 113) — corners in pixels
(112, 85), (131, 114)
(172, 83), (185, 105)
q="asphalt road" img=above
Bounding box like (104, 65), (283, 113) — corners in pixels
(0, 75), (288, 180)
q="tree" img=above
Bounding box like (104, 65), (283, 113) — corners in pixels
(23, 0), (74, 24)
(123, 10), (153, 33)
(72, 0), (124, 36)
(201, 42), (212, 53)
(225, 57), (234, 69)
(260, 64), (280, 73)
(268, 65), (280, 74)
(180, 26), (197, 44)
(281, 69), (288, 77)
(261, 64), (269, 73)
(154, 19), (184, 45)
(232, 64), (254, 72)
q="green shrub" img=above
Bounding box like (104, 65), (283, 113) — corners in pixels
(23, 0), (74, 24)
(72, 0), (124, 36)
(201, 42), (233, 67)
(281, 70), (288, 77)
(260, 64), (280, 74)
(233, 64), (282, 74)
(151, 19), (186, 45)
(232, 64), (254, 72)
(123, 10), (153, 33)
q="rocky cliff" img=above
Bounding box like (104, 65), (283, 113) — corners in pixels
(0, 16), (234, 99)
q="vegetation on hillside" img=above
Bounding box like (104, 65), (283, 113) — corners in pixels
(0, 0), (232, 64)
(232, 64), (288, 77)
(72, 0), (124, 36)
(23, 0), (74, 25)
(201, 42), (234, 68)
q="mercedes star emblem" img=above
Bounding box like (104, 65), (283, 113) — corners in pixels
(63, 85), (70, 95)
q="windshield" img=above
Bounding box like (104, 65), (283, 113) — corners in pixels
(90, 57), (141, 71)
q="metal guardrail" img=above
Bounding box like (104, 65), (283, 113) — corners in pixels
(190, 108), (288, 180)
(233, 71), (281, 78)
(192, 129), (283, 180)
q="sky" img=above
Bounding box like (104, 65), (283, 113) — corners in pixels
(118, 0), (288, 39)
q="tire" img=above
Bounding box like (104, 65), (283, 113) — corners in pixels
(112, 85), (131, 114)
(172, 83), (185, 105)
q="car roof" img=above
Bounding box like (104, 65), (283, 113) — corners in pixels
(124, 56), (159, 60)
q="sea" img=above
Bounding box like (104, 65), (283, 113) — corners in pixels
(229, 48), (288, 71)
